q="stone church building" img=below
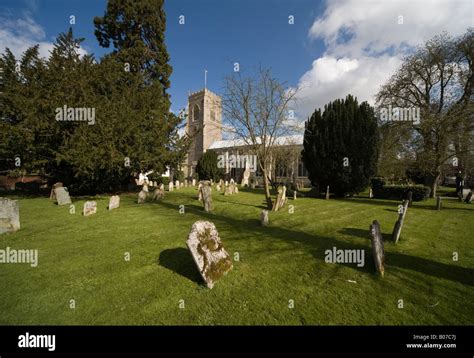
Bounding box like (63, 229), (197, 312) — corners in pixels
(182, 88), (310, 186)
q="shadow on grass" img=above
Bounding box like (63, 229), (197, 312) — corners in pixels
(339, 227), (394, 242)
(153, 198), (474, 287)
(158, 248), (203, 285)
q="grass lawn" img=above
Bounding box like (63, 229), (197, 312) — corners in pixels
(0, 186), (473, 325)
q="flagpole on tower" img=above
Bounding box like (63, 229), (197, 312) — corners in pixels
(204, 69), (207, 89)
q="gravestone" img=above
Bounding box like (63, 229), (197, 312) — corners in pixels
(192, 179), (196, 187)
(152, 188), (165, 201)
(261, 210), (269, 226)
(200, 181), (213, 212)
(83, 201), (97, 216)
(241, 163), (250, 186)
(234, 186), (239, 194)
(138, 184), (149, 204)
(272, 185), (287, 211)
(436, 195), (442, 210)
(175, 180), (180, 189)
(54, 187), (72, 206)
(325, 185), (330, 200)
(293, 191), (297, 200)
(198, 182), (203, 201)
(50, 182), (63, 200)
(108, 195), (120, 210)
(391, 200), (408, 243)
(369, 220), (385, 277)
(168, 182), (174, 192)
(0, 198), (20, 234)
(186, 221), (233, 289)
(230, 178), (235, 185)
(225, 180), (228, 187)
(216, 184), (221, 192)
(369, 188), (373, 199)
(465, 191), (472, 203)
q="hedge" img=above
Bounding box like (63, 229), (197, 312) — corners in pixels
(371, 178), (430, 201)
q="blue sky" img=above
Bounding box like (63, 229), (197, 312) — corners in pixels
(1, 0), (472, 123)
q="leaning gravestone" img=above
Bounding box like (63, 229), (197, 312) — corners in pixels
(83, 201), (97, 216)
(0, 198), (20, 234)
(391, 200), (408, 243)
(369, 220), (385, 277)
(465, 191), (472, 204)
(261, 210), (269, 226)
(200, 181), (213, 212)
(50, 182), (63, 200)
(108, 195), (120, 210)
(436, 195), (442, 210)
(54, 187), (72, 206)
(152, 188), (165, 201)
(186, 221), (233, 289)
(272, 185), (287, 211)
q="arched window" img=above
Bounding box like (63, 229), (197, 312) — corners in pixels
(193, 104), (200, 122)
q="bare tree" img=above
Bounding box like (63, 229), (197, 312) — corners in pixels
(221, 68), (299, 208)
(376, 29), (473, 197)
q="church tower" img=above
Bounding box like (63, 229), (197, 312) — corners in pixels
(185, 88), (222, 178)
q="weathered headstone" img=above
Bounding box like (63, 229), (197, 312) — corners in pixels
(108, 195), (120, 210)
(224, 185), (232, 196)
(186, 221), (233, 289)
(325, 185), (330, 200)
(200, 181), (213, 212)
(293, 191), (297, 200)
(369, 188), (373, 199)
(225, 180), (228, 187)
(83, 201), (97, 216)
(138, 184), (149, 204)
(436, 195), (442, 210)
(54, 187), (72, 206)
(192, 179), (196, 187)
(198, 182), (203, 201)
(49, 182), (63, 200)
(230, 178), (235, 185)
(234, 186), (239, 194)
(152, 188), (165, 201)
(175, 180), (180, 190)
(391, 200), (408, 243)
(0, 198), (20, 234)
(465, 191), (472, 203)
(168, 182), (174, 192)
(369, 220), (385, 277)
(261, 210), (269, 226)
(272, 185), (287, 211)
(241, 162), (250, 186)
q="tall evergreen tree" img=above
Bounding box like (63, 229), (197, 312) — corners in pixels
(302, 95), (378, 197)
(196, 151), (224, 181)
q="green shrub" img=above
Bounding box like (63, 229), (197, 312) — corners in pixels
(372, 181), (430, 201)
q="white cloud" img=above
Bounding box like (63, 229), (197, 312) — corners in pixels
(296, 0), (473, 119)
(0, 14), (86, 60)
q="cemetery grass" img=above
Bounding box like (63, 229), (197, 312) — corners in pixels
(0, 187), (473, 325)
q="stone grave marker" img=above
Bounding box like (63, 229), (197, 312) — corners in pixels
(138, 184), (149, 204)
(0, 198), (20, 234)
(152, 187), (165, 201)
(465, 191), (472, 203)
(391, 200), (408, 243)
(436, 195), (442, 210)
(108, 195), (120, 210)
(261, 210), (269, 226)
(369, 220), (385, 277)
(186, 221), (233, 289)
(168, 182), (174, 192)
(200, 181), (213, 212)
(272, 185), (287, 211)
(83, 201), (97, 216)
(50, 182), (63, 200)
(325, 185), (330, 200)
(54, 187), (72, 206)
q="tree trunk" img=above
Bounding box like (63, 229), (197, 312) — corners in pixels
(429, 173), (440, 198)
(262, 168), (273, 209)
